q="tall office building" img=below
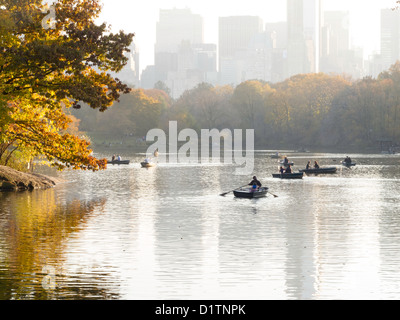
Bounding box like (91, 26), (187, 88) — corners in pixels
(151, 8), (217, 98)
(165, 42), (217, 98)
(154, 8), (204, 84)
(287, 0), (322, 77)
(323, 11), (350, 56)
(381, 8), (400, 71)
(155, 8), (204, 53)
(265, 22), (288, 82)
(109, 40), (140, 87)
(219, 16), (264, 85)
(320, 11), (351, 74)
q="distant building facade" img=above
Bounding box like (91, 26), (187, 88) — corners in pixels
(287, 0), (322, 77)
(138, 4), (400, 98)
(380, 8), (400, 71)
(141, 8), (217, 98)
(219, 16), (263, 85)
(218, 16), (276, 85)
(110, 41), (140, 88)
(320, 11), (355, 76)
(366, 8), (400, 77)
(265, 22), (288, 82)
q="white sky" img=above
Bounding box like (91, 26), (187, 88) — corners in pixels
(97, 0), (398, 74)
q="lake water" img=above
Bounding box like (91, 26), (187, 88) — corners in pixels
(1, 151), (400, 300)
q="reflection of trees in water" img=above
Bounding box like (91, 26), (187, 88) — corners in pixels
(0, 190), (116, 300)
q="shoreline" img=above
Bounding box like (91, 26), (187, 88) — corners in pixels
(0, 165), (62, 192)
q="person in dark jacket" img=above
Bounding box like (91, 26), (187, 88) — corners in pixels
(283, 157), (289, 165)
(249, 176), (262, 191)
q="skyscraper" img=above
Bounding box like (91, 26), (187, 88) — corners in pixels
(218, 16), (264, 85)
(154, 8), (204, 84)
(320, 11), (351, 74)
(109, 40), (140, 88)
(265, 22), (288, 82)
(155, 8), (204, 53)
(152, 8), (217, 98)
(287, 0), (322, 77)
(381, 8), (400, 71)
(323, 11), (350, 57)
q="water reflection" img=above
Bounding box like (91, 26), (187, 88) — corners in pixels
(1, 153), (400, 300)
(0, 189), (107, 300)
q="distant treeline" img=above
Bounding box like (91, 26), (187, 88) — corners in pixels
(71, 62), (400, 150)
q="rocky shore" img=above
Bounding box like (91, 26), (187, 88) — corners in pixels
(0, 165), (60, 191)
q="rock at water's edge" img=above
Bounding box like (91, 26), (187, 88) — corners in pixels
(0, 165), (60, 192)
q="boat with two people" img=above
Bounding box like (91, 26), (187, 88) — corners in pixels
(300, 167), (337, 175)
(273, 165), (304, 179)
(272, 172), (304, 179)
(299, 160), (337, 175)
(108, 155), (130, 165)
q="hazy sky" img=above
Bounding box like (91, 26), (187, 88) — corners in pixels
(97, 0), (398, 74)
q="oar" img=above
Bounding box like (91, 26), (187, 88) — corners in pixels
(268, 191), (279, 198)
(220, 184), (248, 197)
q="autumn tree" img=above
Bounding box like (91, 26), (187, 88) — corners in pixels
(231, 80), (274, 145)
(266, 73), (350, 147)
(378, 61), (400, 141)
(0, 0), (133, 170)
(166, 83), (235, 132)
(94, 89), (164, 137)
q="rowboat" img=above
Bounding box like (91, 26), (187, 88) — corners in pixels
(141, 161), (156, 168)
(342, 161), (356, 167)
(271, 153), (282, 159)
(233, 187), (269, 199)
(279, 160), (294, 167)
(107, 160), (130, 165)
(272, 172), (304, 180)
(299, 167), (337, 174)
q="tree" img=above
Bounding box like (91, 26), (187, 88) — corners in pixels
(154, 81), (171, 98)
(0, 0), (134, 170)
(2, 98), (106, 170)
(95, 89), (164, 137)
(232, 80), (274, 144)
(265, 73), (350, 147)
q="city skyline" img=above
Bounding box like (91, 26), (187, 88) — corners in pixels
(98, 0), (397, 75)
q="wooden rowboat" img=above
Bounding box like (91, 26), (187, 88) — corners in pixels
(271, 153), (282, 159)
(299, 167), (337, 174)
(342, 161), (356, 167)
(272, 172), (304, 180)
(233, 187), (269, 199)
(279, 160), (294, 167)
(141, 161), (156, 168)
(107, 160), (130, 165)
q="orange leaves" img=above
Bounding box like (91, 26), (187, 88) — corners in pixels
(0, 0), (133, 171)
(2, 97), (106, 171)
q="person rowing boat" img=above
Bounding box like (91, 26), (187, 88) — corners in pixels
(249, 176), (262, 192)
(344, 156), (352, 165)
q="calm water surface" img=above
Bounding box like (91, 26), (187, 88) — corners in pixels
(1, 152), (400, 300)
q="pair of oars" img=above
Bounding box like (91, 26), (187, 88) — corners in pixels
(220, 185), (278, 198)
